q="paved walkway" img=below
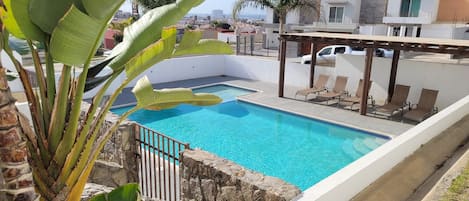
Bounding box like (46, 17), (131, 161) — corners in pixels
(113, 76), (413, 137)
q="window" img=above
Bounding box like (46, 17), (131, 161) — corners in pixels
(319, 48), (332, 56)
(351, 47), (364, 51)
(400, 0), (421, 17)
(392, 27), (400, 36)
(329, 7), (344, 23)
(273, 12), (280, 23)
(416, 27), (421, 37)
(334, 47), (346, 54)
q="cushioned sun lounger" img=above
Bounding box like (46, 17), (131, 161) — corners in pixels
(339, 79), (373, 110)
(295, 74), (330, 100)
(403, 88), (439, 122)
(374, 84), (410, 117)
(316, 76), (348, 104)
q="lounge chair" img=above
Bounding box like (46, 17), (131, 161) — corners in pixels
(316, 76), (348, 104)
(374, 84), (410, 117)
(403, 88), (439, 122)
(295, 74), (330, 100)
(339, 79), (373, 110)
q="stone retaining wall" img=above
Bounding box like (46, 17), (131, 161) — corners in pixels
(81, 103), (139, 188)
(180, 149), (301, 201)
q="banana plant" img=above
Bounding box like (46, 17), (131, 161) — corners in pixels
(90, 183), (141, 201)
(0, 0), (232, 200)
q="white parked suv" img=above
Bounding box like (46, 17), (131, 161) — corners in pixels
(300, 45), (393, 64)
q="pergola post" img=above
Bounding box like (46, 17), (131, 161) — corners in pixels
(309, 43), (318, 88)
(388, 50), (401, 102)
(360, 48), (374, 115)
(278, 39), (287, 97)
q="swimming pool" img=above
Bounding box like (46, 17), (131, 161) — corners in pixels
(112, 84), (388, 190)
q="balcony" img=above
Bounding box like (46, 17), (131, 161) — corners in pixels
(290, 22), (358, 33)
(383, 13), (433, 24)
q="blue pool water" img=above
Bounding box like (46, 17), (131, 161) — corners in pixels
(112, 84), (388, 190)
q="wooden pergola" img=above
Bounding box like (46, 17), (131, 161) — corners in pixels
(278, 32), (469, 115)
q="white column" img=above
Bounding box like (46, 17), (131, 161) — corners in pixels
(399, 25), (406, 37)
(387, 26), (393, 36)
(412, 26), (419, 37)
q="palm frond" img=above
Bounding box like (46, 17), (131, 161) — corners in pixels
(285, 0), (319, 12)
(135, 0), (175, 9)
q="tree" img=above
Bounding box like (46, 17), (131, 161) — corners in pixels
(216, 22), (231, 30)
(0, 65), (37, 201)
(136, 0), (175, 9)
(232, 0), (319, 34)
(109, 18), (134, 44)
(0, 6), (36, 200)
(131, 0), (139, 18)
(0, 0), (232, 200)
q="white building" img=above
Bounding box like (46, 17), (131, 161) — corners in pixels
(263, 0), (363, 56)
(264, 0), (362, 33)
(263, 7), (303, 50)
(383, 0), (469, 40)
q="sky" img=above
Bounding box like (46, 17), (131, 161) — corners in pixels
(120, 0), (265, 15)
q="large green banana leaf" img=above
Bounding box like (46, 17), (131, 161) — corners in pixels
(2, 0), (124, 65)
(132, 76), (222, 110)
(49, 6), (103, 65)
(174, 39), (234, 56)
(50, 0), (124, 65)
(173, 30), (233, 56)
(122, 26), (232, 83)
(108, 0), (204, 69)
(0, 0), (45, 41)
(90, 183), (141, 201)
(88, 29), (232, 93)
(176, 30), (203, 50)
(125, 27), (177, 80)
(82, 0), (123, 20)
(29, 0), (77, 34)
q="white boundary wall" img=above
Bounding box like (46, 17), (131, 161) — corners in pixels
(224, 55), (469, 110)
(296, 94), (469, 201)
(2, 51), (24, 92)
(336, 54), (469, 108)
(224, 55), (336, 88)
(217, 32), (237, 44)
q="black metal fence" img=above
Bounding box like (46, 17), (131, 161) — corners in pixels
(134, 124), (190, 201)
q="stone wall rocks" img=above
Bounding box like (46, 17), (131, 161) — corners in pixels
(81, 183), (113, 201)
(180, 149), (301, 201)
(81, 103), (139, 188)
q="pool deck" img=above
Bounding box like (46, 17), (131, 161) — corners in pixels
(114, 76), (413, 137)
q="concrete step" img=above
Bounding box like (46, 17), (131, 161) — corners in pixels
(342, 140), (363, 159)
